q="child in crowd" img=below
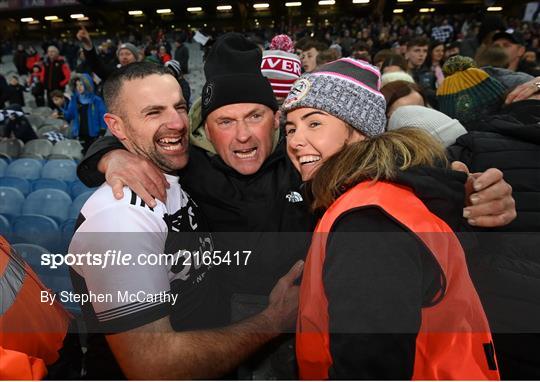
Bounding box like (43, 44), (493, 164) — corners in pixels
(62, 74), (107, 152)
(7, 76), (25, 107)
(27, 64), (45, 107)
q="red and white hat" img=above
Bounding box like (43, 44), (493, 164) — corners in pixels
(261, 50), (302, 99)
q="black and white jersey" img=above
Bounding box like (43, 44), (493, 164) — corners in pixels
(69, 174), (221, 333)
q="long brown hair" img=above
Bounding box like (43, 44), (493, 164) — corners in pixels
(307, 128), (448, 212)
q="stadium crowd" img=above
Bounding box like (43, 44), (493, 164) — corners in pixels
(1, 9), (540, 381)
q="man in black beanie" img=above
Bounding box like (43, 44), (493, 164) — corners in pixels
(77, 33), (517, 379)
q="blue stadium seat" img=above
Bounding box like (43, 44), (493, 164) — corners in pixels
(23, 189), (72, 224)
(0, 158), (7, 176)
(69, 191), (93, 219)
(0, 186), (25, 221)
(0, 177), (31, 196)
(70, 180), (97, 199)
(0, 214), (11, 240)
(60, 218), (77, 253)
(32, 178), (69, 193)
(5, 158), (43, 180)
(41, 159), (78, 183)
(11, 214), (61, 252)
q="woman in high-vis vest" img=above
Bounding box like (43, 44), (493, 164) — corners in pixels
(0, 236), (71, 380)
(281, 58), (500, 380)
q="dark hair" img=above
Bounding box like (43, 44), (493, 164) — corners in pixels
(381, 54), (408, 73)
(302, 39), (328, 53)
(426, 40), (445, 67)
(352, 40), (370, 53)
(102, 61), (170, 113)
(49, 89), (64, 99)
(316, 49), (340, 66)
(407, 37), (430, 50)
(373, 49), (393, 66)
(381, 80), (427, 114)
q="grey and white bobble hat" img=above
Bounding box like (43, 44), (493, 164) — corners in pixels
(282, 58), (387, 137)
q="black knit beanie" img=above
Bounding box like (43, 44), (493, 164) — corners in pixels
(201, 33), (278, 120)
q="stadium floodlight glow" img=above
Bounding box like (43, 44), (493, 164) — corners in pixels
(70, 14), (85, 19)
(397, 0), (412, 2)
(29, 20), (40, 24)
(21, 17), (34, 22)
(253, 3), (270, 9)
(216, 5), (232, 11)
(187, 7), (203, 12)
(44, 15), (59, 21)
(79, 17), (89, 21)
(156, 9), (172, 14)
(285, 2), (302, 6)
(393, 8), (404, 13)
(487, 6), (503, 12)
(128, 10), (143, 15)
(319, 0), (336, 4)
(353, 0), (370, 3)
(419, 8), (429, 12)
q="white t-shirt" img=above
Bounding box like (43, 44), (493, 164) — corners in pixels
(69, 174), (218, 332)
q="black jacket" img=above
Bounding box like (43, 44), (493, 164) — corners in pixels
(449, 100), (540, 233)
(448, 100), (540, 380)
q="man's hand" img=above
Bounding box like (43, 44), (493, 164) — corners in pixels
(262, 260), (304, 333)
(452, 162), (516, 228)
(505, 77), (540, 104)
(100, 150), (169, 207)
(77, 25), (93, 50)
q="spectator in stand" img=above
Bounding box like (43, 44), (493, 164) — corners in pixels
(351, 41), (371, 62)
(7, 76), (25, 107)
(316, 49), (340, 67)
(445, 41), (461, 59)
(262, 35), (302, 105)
(476, 46), (510, 69)
(2, 104), (37, 143)
(300, 40), (328, 73)
(406, 37), (437, 104)
(158, 45), (172, 64)
(12, 44), (28, 76)
(164, 59), (192, 107)
(431, 18), (454, 43)
(427, 41), (446, 88)
(25, 46), (41, 73)
(77, 26), (139, 81)
(493, 29), (540, 76)
(62, 74), (107, 152)
(381, 53), (408, 74)
(173, 37), (189, 74)
(50, 89), (69, 119)
(42, 45), (71, 108)
(75, 48), (93, 75)
(381, 80), (428, 118)
(0, 73), (7, 109)
(373, 49), (393, 69)
(437, 56), (505, 127)
(27, 64), (45, 107)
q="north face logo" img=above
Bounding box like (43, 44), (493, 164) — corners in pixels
(285, 191), (303, 203)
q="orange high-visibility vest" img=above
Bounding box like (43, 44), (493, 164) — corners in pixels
(0, 236), (71, 380)
(297, 181), (500, 380)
